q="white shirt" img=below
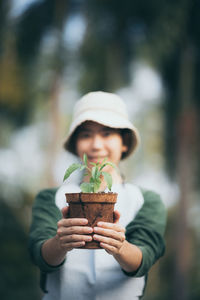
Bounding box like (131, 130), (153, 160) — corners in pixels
(43, 183), (145, 300)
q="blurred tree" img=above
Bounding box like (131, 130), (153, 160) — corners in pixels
(15, 0), (70, 185)
(148, 2), (200, 299)
(0, 197), (41, 299)
(0, 0), (28, 126)
(78, 0), (200, 175)
(78, 1), (200, 299)
(1, 0), (199, 298)
(0, 0), (11, 54)
(79, 0), (160, 91)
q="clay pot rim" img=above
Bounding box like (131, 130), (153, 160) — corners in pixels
(65, 192), (117, 203)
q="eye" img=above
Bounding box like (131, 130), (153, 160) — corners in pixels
(102, 130), (112, 137)
(78, 131), (91, 139)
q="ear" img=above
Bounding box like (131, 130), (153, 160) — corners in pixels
(122, 144), (128, 153)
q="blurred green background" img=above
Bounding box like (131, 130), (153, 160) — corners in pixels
(0, 1), (200, 299)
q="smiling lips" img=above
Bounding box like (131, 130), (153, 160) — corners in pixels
(88, 156), (107, 163)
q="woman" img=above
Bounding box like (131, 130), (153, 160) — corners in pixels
(29, 91), (167, 299)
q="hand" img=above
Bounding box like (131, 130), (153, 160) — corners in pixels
(93, 210), (126, 255)
(56, 206), (93, 252)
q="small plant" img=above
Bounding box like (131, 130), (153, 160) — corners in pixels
(63, 153), (116, 193)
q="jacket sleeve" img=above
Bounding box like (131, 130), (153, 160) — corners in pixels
(28, 188), (64, 273)
(124, 188), (167, 277)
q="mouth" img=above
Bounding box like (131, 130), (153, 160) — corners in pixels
(87, 156), (107, 164)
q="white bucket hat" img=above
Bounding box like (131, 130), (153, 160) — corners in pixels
(64, 91), (140, 159)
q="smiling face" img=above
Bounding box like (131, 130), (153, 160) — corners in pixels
(75, 121), (128, 173)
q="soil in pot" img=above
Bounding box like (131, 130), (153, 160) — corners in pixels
(65, 192), (117, 249)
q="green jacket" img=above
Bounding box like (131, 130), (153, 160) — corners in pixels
(28, 187), (167, 293)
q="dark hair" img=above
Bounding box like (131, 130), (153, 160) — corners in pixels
(64, 122), (136, 160)
(119, 128), (136, 159)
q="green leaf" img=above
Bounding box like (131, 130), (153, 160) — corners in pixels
(90, 162), (97, 166)
(100, 161), (117, 171)
(83, 172), (89, 177)
(63, 152), (115, 192)
(96, 178), (101, 185)
(63, 163), (81, 181)
(80, 182), (94, 193)
(93, 181), (101, 193)
(99, 163), (107, 171)
(91, 166), (97, 179)
(80, 165), (86, 171)
(106, 162), (117, 169)
(102, 172), (112, 191)
(90, 176), (95, 183)
(100, 157), (107, 165)
(95, 170), (101, 180)
(83, 153), (88, 166)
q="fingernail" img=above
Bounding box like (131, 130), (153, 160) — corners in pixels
(82, 219), (88, 224)
(93, 234), (99, 240)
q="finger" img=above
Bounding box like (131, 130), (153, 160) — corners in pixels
(62, 241), (86, 250)
(93, 234), (122, 249)
(113, 210), (120, 223)
(57, 226), (93, 236)
(99, 242), (119, 254)
(58, 218), (89, 227)
(62, 206), (69, 218)
(93, 227), (125, 242)
(60, 234), (93, 243)
(96, 221), (125, 233)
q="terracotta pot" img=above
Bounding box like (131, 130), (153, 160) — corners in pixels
(65, 192), (117, 249)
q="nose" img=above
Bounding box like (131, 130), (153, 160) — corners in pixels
(91, 134), (104, 150)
